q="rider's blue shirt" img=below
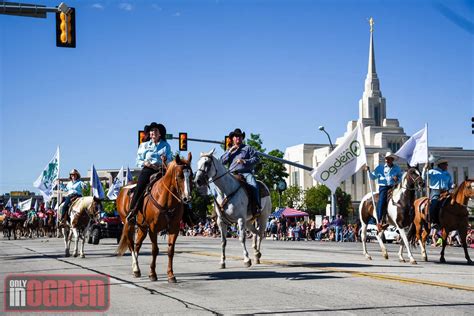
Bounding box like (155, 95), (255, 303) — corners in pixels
(60, 180), (86, 196)
(221, 144), (259, 174)
(369, 163), (403, 187)
(423, 167), (453, 190)
(136, 139), (173, 168)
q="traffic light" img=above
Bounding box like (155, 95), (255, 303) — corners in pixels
(56, 8), (76, 48)
(224, 136), (231, 151)
(179, 133), (188, 151)
(138, 130), (146, 146)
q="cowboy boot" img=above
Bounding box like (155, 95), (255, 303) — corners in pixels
(126, 208), (137, 224)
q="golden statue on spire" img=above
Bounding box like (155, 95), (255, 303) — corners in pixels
(369, 17), (374, 33)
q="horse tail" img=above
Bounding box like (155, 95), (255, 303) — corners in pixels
(406, 222), (417, 248)
(116, 221), (131, 256)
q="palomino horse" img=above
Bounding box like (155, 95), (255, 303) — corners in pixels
(116, 154), (192, 282)
(62, 196), (102, 258)
(408, 179), (474, 264)
(194, 149), (272, 268)
(359, 167), (424, 263)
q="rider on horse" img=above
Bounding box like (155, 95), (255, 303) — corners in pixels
(366, 151), (403, 232)
(422, 157), (453, 228)
(126, 122), (172, 224)
(221, 128), (261, 214)
(57, 169), (86, 226)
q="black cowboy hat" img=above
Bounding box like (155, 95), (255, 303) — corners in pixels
(149, 122), (167, 138)
(144, 124), (150, 134)
(229, 128), (245, 139)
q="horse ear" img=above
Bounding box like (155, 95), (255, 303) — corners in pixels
(209, 148), (215, 156)
(175, 154), (182, 164)
(187, 152), (192, 164)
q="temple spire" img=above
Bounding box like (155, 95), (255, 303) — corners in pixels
(364, 17), (380, 97)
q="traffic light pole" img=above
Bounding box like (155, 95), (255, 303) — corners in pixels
(0, 2), (69, 18)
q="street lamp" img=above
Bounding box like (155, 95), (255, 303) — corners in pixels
(318, 126), (337, 219)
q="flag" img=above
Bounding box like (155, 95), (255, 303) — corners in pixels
(91, 164), (105, 199)
(33, 147), (60, 201)
(107, 166), (125, 200)
(19, 198), (33, 211)
(5, 197), (13, 210)
(395, 125), (428, 166)
(34, 199), (39, 211)
(126, 166), (133, 184)
(312, 123), (367, 193)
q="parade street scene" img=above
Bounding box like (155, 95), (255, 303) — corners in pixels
(1, 0), (473, 314)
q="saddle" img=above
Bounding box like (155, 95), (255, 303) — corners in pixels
(232, 174), (269, 216)
(126, 171), (164, 213)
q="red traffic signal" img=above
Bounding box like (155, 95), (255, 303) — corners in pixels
(179, 133), (188, 151)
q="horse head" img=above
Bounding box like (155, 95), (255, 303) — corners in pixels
(87, 197), (103, 224)
(405, 166), (424, 191)
(168, 152), (193, 204)
(194, 148), (218, 187)
(452, 179), (474, 205)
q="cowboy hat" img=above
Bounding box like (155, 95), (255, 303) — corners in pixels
(229, 128), (245, 139)
(436, 158), (448, 165)
(384, 152), (397, 160)
(69, 169), (81, 179)
(149, 122), (167, 139)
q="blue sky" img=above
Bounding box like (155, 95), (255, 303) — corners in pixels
(1, 0), (472, 194)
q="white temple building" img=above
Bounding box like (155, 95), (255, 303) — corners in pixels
(284, 20), (474, 203)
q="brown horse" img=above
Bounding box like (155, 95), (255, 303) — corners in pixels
(408, 179), (474, 264)
(116, 154), (192, 282)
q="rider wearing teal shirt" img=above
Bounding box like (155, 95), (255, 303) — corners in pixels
(58, 169), (86, 225)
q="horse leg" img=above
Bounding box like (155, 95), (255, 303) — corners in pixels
(131, 227), (147, 278)
(458, 229), (473, 265)
(360, 222), (372, 260)
(238, 218), (251, 267)
(63, 227), (70, 257)
(375, 231), (389, 260)
(72, 228), (80, 257)
(420, 224), (430, 261)
(439, 229), (448, 263)
(398, 228), (417, 264)
(167, 231), (179, 283)
(148, 226), (158, 281)
(217, 218), (227, 269)
(79, 231), (86, 258)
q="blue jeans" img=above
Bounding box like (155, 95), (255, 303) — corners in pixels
(377, 186), (392, 222)
(60, 194), (80, 220)
(240, 172), (260, 208)
(429, 189), (441, 224)
(335, 226), (342, 242)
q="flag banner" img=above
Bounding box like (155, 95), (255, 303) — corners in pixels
(33, 147), (60, 202)
(126, 167), (133, 184)
(19, 198), (33, 211)
(312, 123), (367, 193)
(107, 166), (124, 200)
(91, 164), (105, 199)
(5, 197), (13, 210)
(395, 125), (428, 166)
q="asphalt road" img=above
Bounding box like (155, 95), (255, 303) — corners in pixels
(1, 235), (473, 315)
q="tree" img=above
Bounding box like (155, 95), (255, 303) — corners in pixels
(191, 187), (212, 220)
(282, 185), (304, 209)
(304, 185), (331, 216)
(335, 187), (352, 218)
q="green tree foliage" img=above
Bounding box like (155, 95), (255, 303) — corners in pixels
(335, 187), (352, 218)
(191, 187), (212, 220)
(304, 185), (331, 215)
(282, 185), (304, 209)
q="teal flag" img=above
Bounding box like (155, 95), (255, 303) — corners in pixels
(33, 147), (60, 201)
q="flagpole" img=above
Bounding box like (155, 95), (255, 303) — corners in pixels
(57, 146), (61, 214)
(425, 123), (430, 199)
(360, 121), (379, 225)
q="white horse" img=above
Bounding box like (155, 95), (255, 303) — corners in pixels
(61, 196), (102, 258)
(194, 149), (272, 268)
(359, 167), (424, 264)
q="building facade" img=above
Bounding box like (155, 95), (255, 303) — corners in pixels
(284, 21), (474, 203)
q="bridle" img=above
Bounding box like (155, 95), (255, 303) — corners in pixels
(402, 168), (424, 191)
(150, 163), (193, 205)
(197, 155), (235, 185)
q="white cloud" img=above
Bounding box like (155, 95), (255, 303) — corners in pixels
(151, 4), (162, 11)
(172, 12), (181, 17)
(91, 3), (104, 10)
(119, 3), (133, 11)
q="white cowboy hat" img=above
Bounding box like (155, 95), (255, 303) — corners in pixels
(436, 158), (448, 165)
(384, 152), (397, 160)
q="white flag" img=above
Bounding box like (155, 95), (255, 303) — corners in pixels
(33, 147), (60, 202)
(107, 166), (125, 200)
(5, 197), (13, 210)
(91, 164), (105, 199)
(395, 125), (428, 166)
(19, 198), (33, 211)
(312, 123), (367, 193)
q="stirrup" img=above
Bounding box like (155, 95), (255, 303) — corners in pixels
(126, 211), (136, 224)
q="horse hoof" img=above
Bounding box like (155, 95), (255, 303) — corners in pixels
(410, 260), (417, 265)
(73, 253), (79, 258)
(80, 254), (85, 258)
(133, 271), (141, 278)
(440, 258), (446, 264)
(220, 263), (226, 269)
(423, 257), (428, 262)
(384, 255), (389, 260)
(467, 260), (473, 265)
(399, 259), (406, 263)
(256, 252), (262, 259)
(255, 258), (261, 264)
(168, 277), (177, 283)
(149, 275), (157, 282)
(65, 253), (70, 258)
(244, 260), (252, 268)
